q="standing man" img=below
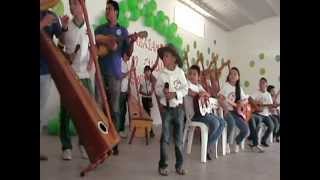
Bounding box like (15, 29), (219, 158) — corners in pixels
(94, 0), (136, 155)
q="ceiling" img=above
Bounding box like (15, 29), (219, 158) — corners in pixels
(178, 0), (280, 31)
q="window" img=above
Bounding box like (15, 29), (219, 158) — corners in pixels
(174, 2), (205, 38)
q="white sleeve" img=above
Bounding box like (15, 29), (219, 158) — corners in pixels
(240, 87), (249, 100)
(155, 73), (165, 98)
(266, 93), (273, 104)
(218, 85), (227, 97)
(175, 69), (188, 100)
(198, 84), (206, 92)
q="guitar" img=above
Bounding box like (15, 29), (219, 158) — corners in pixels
(96, 31), (148, 57)
(226, 98), (252, 122)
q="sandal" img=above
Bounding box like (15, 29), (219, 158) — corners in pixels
(158, 167), (169, 176)
(176, 167), (187, 175)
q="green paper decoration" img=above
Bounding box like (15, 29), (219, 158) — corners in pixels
(186, 44), (190, 52)
(193, 41), (197, 49)
(207, 47), (210, 54)
(260, 68), (266, 75)
(259, 53), (265, 60)
(275, 55), (280, 62)
(51, 0), (64, 16)
(221, 58), (224, 64)
(249, 60), (255, 67)
(144, 15), (155, 27)
(206, 60), (209, 66)
(244, 81), (250, 87)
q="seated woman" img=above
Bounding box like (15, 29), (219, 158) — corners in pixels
(218, 67), (250, 154)
(187, 65), (225, 160)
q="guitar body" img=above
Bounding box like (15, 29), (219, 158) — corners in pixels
(236, 102), (252, 122)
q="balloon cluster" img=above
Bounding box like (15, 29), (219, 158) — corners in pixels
(95, 0), (184, 57)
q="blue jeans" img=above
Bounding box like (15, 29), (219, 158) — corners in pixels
(270, 115), (280, 138)
(224, 111), (250, 145)
(159, 106), (185, 169)
(192, 113), (225, 146)
(256, 114), (274, 144)
(249, 113), (263, 146)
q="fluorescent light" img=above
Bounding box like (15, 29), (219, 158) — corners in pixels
(178, 0), (215, 19)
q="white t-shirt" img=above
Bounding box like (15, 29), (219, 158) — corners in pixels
(140, 78), (153, 98)
(120, 60), (129, 92)
(251, 90), (273, 116)
(63, 20), (94, 79)
(155, 66), (188, 107)
(218, 82), (248, 111)
(187, 80), (206, 93)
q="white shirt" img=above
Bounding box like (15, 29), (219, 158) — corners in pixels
(218, 82), (248, 111)
(140, 78), (153, 97)
(251, 90), (273, 116)
(187, 80), (206, 93)
(63, 20), (94, 79)
(155, 66), (188, 107)
(120, 60), (129, 92)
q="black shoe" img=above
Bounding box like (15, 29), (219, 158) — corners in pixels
(261, 142), (270, 147)
(40, 154), (48, 161)
(207, 153), (212, 160)
(113, 146), (119, 156)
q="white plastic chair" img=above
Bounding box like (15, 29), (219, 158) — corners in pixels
(183, 96), (225, 163)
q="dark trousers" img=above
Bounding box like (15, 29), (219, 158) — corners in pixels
(249, 113), (263, 146)
(119, 92), (128, 132)
(159, 106), (185, 169)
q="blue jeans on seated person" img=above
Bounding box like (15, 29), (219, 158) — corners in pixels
(249, 113), (263, 146)
(192, 113), (226, 146)
(224, 111), (250, 145)
(159, 106), (185, 170)
(256, 114), (274, 144)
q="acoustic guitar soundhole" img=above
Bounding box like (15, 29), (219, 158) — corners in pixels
(98, 121), (108, 134)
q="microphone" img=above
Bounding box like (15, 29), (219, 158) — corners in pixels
(164, 82), (169, 107)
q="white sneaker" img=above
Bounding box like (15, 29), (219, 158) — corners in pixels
(62, 149), (72, 160)
(252, 145), (265, 153)
(119, 131), (127, 138)
(79, 145), (88, 159)
(233, 144), (240, 153)
(226, 144), (231, 154)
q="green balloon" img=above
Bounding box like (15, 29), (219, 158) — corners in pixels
(119, 1), (129, 12)
(130, 9), (141, 21)
(169, 23), (178, 35)
(144, 15), (155, 27)
(156, 10), (165, 22)
(149, 0), (157, 12)
(98, 16), (107, 25)
(119, 17), (129, 28)
(128, 0), (138, 11)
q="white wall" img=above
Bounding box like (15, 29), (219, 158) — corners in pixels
(227, 17), (280, 95)
(42, 0), (230, 126)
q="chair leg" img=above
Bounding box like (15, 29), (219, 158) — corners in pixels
(186, 127), (195, 154)
(214, 141), (218, 159)
(128, 127), (136, 144)
(221, 127), (227, 156)
(145, 127), (149, 145)
(200, 126), (208, 163)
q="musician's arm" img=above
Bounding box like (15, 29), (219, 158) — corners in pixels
(151, 56), (160, 72)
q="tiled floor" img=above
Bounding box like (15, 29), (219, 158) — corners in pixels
(40, 127), (280, 180)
